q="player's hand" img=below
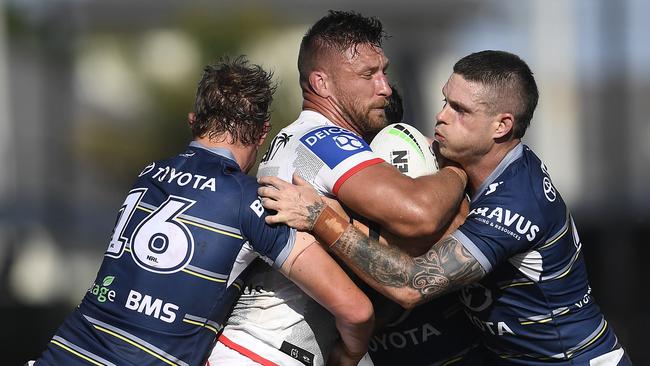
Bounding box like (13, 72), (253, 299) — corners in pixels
(431, 139), (460, 169)
(431, 140), (467, 185)
(258, 173), (325, 231)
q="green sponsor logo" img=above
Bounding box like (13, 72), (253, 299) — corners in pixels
(89, 275), (117, 303)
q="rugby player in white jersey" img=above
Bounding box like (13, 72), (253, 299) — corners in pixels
(208, 10), (468, 366)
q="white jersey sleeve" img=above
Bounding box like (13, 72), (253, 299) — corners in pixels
(257, 111), (383, 196)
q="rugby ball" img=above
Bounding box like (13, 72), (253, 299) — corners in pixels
(370, 123), (438, 178)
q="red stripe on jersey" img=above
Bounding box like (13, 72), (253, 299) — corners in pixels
(332, 158), (384, 196)
(218, 335), (279, 366)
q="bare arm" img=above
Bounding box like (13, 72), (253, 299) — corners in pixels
(260, 175), (485, 309)
(336, 162), (467, 238)
(279, 231), (374, 365)
(329, 223), (485, 309)
(362, 196), (470, 257)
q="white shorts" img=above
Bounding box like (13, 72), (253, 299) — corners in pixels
(207, 329), (304, 366)
(208, 341), (375, 366)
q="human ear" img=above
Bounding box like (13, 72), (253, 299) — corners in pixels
(494, 113), (514, 139)
(258, 121), (271, 146)
(308, 70), (331, 98)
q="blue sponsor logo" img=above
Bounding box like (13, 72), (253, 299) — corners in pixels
(300, 127), (370, 168)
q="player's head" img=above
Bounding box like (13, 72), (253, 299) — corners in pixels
(298, 10), (391, 137)
(385, 84), (404, 124)
(191, 56), (276, 146)
(435, 50), (538, 164)
(452, 50), (538, 139)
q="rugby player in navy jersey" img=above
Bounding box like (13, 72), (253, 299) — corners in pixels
(259, 50), (633, 365)
(208, 11), (471, 366)
(31, 56), (374, 366)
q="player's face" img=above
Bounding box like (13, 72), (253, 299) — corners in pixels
(434, 73), (499, 166)
(329, 44), (391, 138)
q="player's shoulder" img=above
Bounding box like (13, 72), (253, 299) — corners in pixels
(469, 146), (543, 221)
(138, 146), (250, 193)
(518, 145), (566, 214)
(469, 144), (565, 227)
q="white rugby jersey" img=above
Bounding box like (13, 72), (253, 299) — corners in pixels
(211, 110), (383, 366)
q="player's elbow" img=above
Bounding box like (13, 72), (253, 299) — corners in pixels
(338, 294), (374, 326)
(393, 291), (425, 310)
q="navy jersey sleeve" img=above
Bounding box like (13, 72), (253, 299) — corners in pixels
(237, 175), (295, 268)
(454, 191), (546, 273)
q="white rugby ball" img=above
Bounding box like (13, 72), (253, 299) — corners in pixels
(370, 123), (438, 178)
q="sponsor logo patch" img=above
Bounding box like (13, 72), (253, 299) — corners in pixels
(88, 275), (117, 303)
(300, 127), (371, 168)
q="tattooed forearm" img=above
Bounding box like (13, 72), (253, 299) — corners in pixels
(332, 227), (486, 304)
(305, 201), (326, 230)
(335, 226), (411, 287)
(411, 236), (485, 297)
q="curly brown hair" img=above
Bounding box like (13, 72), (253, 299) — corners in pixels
(192, 56), (276, 144)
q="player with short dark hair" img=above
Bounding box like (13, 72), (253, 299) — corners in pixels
(31, 56), (373, 366)
(259, 50), (633, 365)
(209, 10), (471, 366)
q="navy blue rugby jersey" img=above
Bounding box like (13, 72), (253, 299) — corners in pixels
(453, 143), (623, 365)
(369, 292), (483, 366)
(36, 142), (295, 366)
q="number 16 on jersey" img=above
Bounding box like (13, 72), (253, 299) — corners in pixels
(106, 188), (197, 274)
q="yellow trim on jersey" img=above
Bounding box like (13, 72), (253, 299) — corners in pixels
(520, 308), (571, 325)
(182, 318), (221, 335)
(136, 206), (243, 239)
(181, 268), (226, 283)
(51, 339), (105, 366)
(137, 206), (154, 213)
(500, 281), (535, 289)
(91, 324), (179, 366)
(539, 225), (568, 249)
(553, 254), (580, 280)
(178, 218), (243, 239)
(440, 355), (464, 365)
(567, 320), (608, 358)
(231, 281), (242, 291)
(520, 318), (553, 325)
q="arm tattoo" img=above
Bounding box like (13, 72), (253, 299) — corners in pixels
(306, 201), (325, 230)
(332, 227), (486, 302)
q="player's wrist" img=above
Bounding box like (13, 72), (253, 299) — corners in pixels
(340, 342), (367, 360)
(311, 205), (350, 248)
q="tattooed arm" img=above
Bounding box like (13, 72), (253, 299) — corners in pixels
(329, 223), (485, 308)
(258, 174), (486, 309)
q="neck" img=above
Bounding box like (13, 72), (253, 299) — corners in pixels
(302, 91), (363, 136)
(464, 139), (520, 194)
(193, 136), (254, 172)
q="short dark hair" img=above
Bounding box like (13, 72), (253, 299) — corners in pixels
(192, 56), (276, 144)
(298, 10), (386, 85)
(385, 84), (404, 124)
(453, 50), (538, 139)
